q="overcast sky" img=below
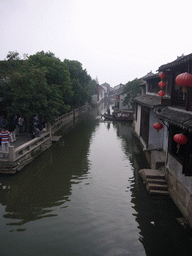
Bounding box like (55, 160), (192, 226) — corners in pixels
(0, 0), (192, 87)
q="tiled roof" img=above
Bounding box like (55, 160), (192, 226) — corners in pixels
(155, 107), (192, 131)
(158, 53), (192, 71)
(142, 72), (159, 80)
(133, 94), (161, 108)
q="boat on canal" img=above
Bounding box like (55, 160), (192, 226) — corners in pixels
(101, 112), (133, 121)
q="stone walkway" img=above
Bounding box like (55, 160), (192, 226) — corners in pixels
(10, 133), (32, 148)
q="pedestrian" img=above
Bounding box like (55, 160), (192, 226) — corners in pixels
(8, 117), (17, 142)
(0, 126), (11, 157)
(33, 115), (39, 126)
(18, 116), (24, 135)
(31, 126), (41, 139)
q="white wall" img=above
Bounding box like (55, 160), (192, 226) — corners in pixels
(119, 94), (129, 110)
(162, 121), (169, 152)
(134, 104), (141, 136)
(148, 110), (163, 150)
(91, 94), (98, 105)
(168, 154), (192, 194)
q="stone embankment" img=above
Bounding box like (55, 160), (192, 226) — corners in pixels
(0, 104), (91, 174)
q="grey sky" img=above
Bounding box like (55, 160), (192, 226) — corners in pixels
(0, 0), (191, 87)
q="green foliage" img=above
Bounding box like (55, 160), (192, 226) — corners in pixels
(64, 59), (92, 107)
(28, 51), (74, 107)
(122, 78), (142, 106)
(7, 62), (64, 122)
(6, 51), (20, 61)
(0, 51), (96, 122)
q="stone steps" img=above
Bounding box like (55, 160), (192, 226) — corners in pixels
(146, 178), (166, 185)
(150, 189), (169, 196)
(139, 169), (169, 196)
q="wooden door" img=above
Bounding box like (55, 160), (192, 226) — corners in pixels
(140, 107), (149, 148)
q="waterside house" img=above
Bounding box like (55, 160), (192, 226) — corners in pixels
(91, 84), (105, 106)
(114, 83), (131, 111)
(133, 54), (192, 228)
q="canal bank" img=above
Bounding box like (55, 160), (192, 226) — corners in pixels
(1, 109), (192, 255)
(0, 104), (91, 174)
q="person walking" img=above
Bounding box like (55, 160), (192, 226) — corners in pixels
(0, 126), (11, 157)
(18, 116), (24, 135)
(8, 117), (17, 142)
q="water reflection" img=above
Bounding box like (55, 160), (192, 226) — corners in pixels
(0, 107), (192, 255)
(0, 114), (98, 229)
(112, 120), (192, 255)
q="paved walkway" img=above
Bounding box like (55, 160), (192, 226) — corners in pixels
(10, 133), (32, 148)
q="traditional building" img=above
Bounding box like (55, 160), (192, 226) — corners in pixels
(91, 84), (105, 106)
(133, 72), (162, 152)
(114, 83), (131, 111)
(133, 54), (192, 228)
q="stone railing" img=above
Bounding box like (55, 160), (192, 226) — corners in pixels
(51, 104), (90, 134)
(0, 132), (51, 162)
(0, 104), (91, 173)
(51, 111), (73, 135)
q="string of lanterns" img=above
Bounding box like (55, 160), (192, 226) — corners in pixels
(153, 121), (188, 153)
(158, 72), (166, 98)
(153, 71), (189, 153)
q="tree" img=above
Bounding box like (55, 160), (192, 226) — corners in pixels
(64, 59), (92, 108)
(122, 78), (142, 106)
(1, 51), (73, 122)
(7, 63), (63, 122)
(28, 51), (74, 111)
(6, 51), (20, 61)
(0, 51), (96, 121)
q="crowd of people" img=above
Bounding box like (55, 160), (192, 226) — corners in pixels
(0, 115), (46, 155)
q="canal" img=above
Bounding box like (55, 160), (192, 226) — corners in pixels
(0, 106), (192, 256)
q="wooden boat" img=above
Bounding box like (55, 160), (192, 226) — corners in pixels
(101, 113), (133, 121)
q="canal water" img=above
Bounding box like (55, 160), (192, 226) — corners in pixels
(0, 107), (192, 256)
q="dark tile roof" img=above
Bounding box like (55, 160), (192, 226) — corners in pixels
(133, 94), (161, 108)
(158, 53), (192, 71)
(142, 71), (159, 80)
(155, 107), (192, 131)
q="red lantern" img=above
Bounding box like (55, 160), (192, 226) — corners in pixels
(158, 90), (165, 98)
(173, 134), (188, 153)
(175, 72), (192, 100)
(159, 72), (166, 79)
(158, 81), (166, 88)
(153, 122), (163, 132)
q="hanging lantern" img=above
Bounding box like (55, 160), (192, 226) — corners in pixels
(158, 90), (165, 98)
(158, 81), (166, 88)
(173, 133), (188, 153)
(175, 72), (192, 100)
(159, 72), (166, 80)
(153, 122), (163, 133)
(158, 72), (166, 98)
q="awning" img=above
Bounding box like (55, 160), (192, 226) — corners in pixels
(155, 107), (192, 131)
(133, 94), (161, 109)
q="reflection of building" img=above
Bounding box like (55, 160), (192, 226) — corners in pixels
(133, 54), (192, 228)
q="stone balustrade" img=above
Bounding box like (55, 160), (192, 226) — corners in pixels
(0, 104), (91, 173)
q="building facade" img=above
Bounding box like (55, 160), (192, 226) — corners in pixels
(133, 54), (192, 228)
